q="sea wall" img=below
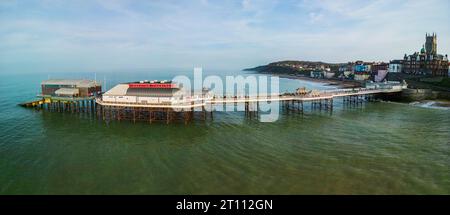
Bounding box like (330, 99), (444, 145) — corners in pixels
(401, 88), (450, 101)
(401, 89), (436, 101)
(435, 91), (450, 100)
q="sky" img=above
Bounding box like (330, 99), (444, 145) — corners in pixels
(0, 0), (449, 73)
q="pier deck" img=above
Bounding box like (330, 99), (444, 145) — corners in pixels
(20, 84), (405, 124)
(96, 87), (403, 108)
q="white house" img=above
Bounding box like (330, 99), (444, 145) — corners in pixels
(388, 60), (403, 73)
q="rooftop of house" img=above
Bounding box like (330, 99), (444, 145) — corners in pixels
(390, 60), (403, 64)
(103, 83), (210, 97)
(127, 80), (173, 84)
(41, 79), (100, 88)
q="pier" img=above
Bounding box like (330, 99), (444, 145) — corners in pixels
(19, 96), (97, 113)
(19, 79), (101, 114)
(95, 85), (404, 124)
(20, 79), (407, 124)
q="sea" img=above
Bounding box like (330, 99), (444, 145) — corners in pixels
(0, 69), (449, 194)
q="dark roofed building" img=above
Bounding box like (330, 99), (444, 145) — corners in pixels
(389, 60), (403, 73)
(403, 33), (449, 77)
(41, 79), (102, 98)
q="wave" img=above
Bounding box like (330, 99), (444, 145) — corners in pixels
(409, 101), (450, 110)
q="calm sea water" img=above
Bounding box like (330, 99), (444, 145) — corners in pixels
(0, 70), (449, 194)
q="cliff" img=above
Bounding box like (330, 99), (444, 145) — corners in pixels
(243, 60), (343, 74)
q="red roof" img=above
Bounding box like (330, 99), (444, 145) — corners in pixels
(128, 83), (177, 89)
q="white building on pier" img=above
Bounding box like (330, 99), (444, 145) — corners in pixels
(101, 80), (212, 106)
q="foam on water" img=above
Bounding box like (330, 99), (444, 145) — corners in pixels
(409, 101), (450, 110)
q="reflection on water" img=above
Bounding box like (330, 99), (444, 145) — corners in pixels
(0, 71), (449, 194)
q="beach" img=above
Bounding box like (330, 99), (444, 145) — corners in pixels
(271, 73), (362, 89)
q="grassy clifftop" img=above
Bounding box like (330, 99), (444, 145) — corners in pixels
(243, 64), (300, 74)
(244, 60), (343, 74)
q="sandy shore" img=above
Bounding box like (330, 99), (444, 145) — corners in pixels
(274, 74), (362, 89)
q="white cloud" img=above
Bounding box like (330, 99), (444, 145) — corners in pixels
(308, 12), (324, 24)
(0, 0), (448, 72)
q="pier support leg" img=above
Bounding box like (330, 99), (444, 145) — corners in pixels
(330, 99), (333, 112)
(256, 101), (259, 114)
(117, 107), (121, 122)
(166, 109), (170, 124)
(210, 103), (214, 121)
(149, 109), (153, 124)
(300, 101), (303, 114)
(102, 106), (106, 121)
(133, 107), (136, 123)
(202, 106), (206, 121)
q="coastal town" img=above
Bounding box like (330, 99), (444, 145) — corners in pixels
(246, 33), (450, 98)
(19, 33), (450, 119)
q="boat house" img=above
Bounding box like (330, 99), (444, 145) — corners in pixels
(41, 79), (102, 98)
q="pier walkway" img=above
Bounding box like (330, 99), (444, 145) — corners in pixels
(95, 86), (404, 109)
(20, 83), (406, 124)
(93, 85), (404, 124)
(209, 87), (402, 104)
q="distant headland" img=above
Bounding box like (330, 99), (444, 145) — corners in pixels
(243, 60), (342, 74)
(244, 33), (450, 101)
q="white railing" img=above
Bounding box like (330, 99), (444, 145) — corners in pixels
(96, 84), (404, 107)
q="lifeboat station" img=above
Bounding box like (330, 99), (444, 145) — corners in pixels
(20, 79), (102, 113)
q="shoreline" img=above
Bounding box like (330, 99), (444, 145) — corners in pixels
(257, 72), (363, 89)
(249, 72), (450, 106)
(409, 100), (450, 109)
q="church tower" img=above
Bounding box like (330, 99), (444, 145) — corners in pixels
(425, 33), (437, 56)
